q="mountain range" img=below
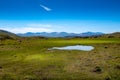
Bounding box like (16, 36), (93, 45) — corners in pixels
(17, 32), (104, 37)
(1, 29), (120, 39)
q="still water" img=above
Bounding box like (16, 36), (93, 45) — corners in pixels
(49, 45), (94, 51)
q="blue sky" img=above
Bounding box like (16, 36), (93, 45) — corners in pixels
(0, 0), (120, 33)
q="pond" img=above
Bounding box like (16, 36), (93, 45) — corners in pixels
(48, 45), (94, 51)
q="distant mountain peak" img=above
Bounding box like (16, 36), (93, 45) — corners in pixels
(17, 32), (104, 37)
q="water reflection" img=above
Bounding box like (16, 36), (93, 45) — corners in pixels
(49, 45), (94, 51)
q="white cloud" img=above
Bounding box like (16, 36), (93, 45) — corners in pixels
(0, 24), (53, 33)
(0, 27), (52, 33)
(40, 4), (52, 11)
(27, 24), (52, 28)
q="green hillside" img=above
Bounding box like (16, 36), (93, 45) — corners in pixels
(0, 30), (19, 40)
(102, 32), (120, 38)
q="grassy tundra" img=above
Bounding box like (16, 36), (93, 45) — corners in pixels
(0, 38), (120, 80)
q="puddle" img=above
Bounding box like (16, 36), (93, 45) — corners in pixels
(48, 45), (94, 51)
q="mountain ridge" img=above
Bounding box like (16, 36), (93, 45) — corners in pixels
(0, 29), (19, 40)
(17, 32), (104, 37)
(1, 29), (120, 38)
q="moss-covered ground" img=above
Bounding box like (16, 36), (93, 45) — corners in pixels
(0, 38), (120, 80)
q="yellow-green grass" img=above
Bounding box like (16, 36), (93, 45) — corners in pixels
(0, 38), (120, 80)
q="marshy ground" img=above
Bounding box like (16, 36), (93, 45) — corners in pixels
(0, 38), (120, 80)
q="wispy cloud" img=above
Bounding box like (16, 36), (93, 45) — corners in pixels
(0, 24), (53, 33)
(0, 27), (53, 33)
(40, 4), (52, 11)
(27, 24), (52, 28)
